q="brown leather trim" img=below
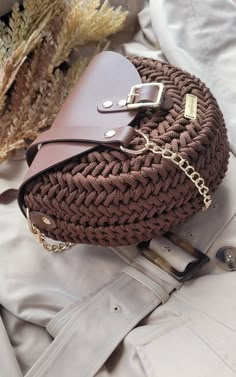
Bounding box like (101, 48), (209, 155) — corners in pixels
(97, 87), (173, 113)
(0, 189), (18, 204)
(26, 125), (135, 166)
(30, 211), (56, 231)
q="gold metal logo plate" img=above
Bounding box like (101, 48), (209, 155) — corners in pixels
(184, 94), (197, 120)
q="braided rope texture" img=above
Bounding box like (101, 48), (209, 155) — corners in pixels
(24, 57), (230, 246)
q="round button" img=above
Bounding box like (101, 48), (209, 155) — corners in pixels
(215, 247), (236, 271)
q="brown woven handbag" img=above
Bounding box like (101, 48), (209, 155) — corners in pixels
(18, 51), (229, 250)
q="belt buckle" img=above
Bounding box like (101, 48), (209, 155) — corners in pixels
(126, 83), (164, 109)
(138, 232), (210, 282)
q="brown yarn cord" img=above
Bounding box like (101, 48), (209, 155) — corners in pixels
(24, 57), (229, 246)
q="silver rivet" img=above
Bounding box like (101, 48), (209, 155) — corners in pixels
(103, 100), (113, 108)
(42, 216), (52, 225)
(104, 129), (116, 138)
(118, 99), (127, 107)
(215, 247), (236, 271)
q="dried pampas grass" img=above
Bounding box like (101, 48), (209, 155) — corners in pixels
(0, 0), (127, 163)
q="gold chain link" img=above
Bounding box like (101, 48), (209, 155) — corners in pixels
(26, 209), (73, 252)
(121, 130), (212, 210)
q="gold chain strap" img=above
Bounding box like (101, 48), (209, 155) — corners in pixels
(26, 209), (73, 252)
(121, 130), (212, 210)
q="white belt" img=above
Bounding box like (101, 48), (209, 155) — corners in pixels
(25, 233), (208, 377)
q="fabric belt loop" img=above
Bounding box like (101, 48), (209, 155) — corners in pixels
(122, 266), (170, 303)
(25, 259), (180, 377)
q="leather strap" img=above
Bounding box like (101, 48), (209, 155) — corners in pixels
(26, 125), (135, 166)
(98, 87), (173, 113)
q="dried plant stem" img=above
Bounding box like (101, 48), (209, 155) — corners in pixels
(0, 0), (128, 163)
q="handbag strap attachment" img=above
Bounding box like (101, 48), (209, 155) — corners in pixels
(121, 129), (212, 210)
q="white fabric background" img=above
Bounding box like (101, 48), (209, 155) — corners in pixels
(0, 1), (236, 376)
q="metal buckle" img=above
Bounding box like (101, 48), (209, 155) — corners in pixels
(126, 83), (164, 109)
(138, 232), (209, 282)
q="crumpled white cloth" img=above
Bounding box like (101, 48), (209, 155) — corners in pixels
(0, 1), (236, 376)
